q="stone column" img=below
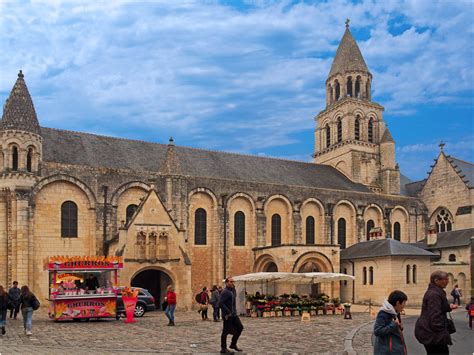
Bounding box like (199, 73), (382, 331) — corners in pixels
(325, 203), (334, 244)
(292, 208), (302, 244)
(256, 209), (266, 247)
(3, 149), (9, 171)
(14, 191), (31, 286)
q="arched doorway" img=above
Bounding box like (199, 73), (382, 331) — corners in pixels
(131, 268), (173, 310)
(298, 262), (320, 296)
(264, 262), (278, 272)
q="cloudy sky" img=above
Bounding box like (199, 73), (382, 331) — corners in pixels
(0, 0), (473, 180)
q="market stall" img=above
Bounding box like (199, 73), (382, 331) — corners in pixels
(232, 272), (355, 316)
(44, 256), (123, 321)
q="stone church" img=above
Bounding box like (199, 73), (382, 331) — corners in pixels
(0, 23), (472, 308)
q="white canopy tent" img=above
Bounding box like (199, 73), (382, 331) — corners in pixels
(232, 272), (355, 315)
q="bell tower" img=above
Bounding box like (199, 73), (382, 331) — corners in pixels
(313, 21), (400, 194)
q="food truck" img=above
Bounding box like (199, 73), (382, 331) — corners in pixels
(44, 255), (123, 321)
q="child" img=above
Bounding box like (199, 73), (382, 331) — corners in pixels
(373, 290), (408, 354)
(465, 296), (474, 329)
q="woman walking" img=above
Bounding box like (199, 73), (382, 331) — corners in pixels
(164, 285), (176, 326)
(415, 271), (458, 354)
(20, 285), (39, 336)
(0, 285), (8, 335)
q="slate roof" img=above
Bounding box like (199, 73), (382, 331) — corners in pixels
(328, 26), (369, 78)
(446, 156), (474, 188)
(402, 179), (425, 197)
(340, 238), (435, 260)
(415, 228), (473, 250)
(1, 71), (41, 134)
(41, 127), (372, 192)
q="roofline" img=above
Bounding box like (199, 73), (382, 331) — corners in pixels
(341, 253), (436, 260)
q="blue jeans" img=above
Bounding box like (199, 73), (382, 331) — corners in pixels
(165, 304), (176, 322)
(0, 309), (7, 327)
(212, 304), (220, 321)
(21, 307), (33, 331)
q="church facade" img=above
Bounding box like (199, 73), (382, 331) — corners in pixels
(0, 24), (472, 309)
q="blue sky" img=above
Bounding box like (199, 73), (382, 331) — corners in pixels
(0, 0), (473, 181)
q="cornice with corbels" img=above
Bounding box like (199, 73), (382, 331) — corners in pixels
(315, 97), (384, 120)
(313, 139), (377, 157)
(326, 70), (373, 85)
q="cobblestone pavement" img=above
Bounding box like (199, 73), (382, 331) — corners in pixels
(0, 309), (370, 354)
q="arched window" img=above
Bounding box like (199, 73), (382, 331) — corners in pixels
(366, 80), (371, 99)
(194, 208), (207, 245)
(448, 254), (456, 262)
(335, 80), (340, 101)
(346, 76), (353, 97)
(12, 146), (18, 171)
(435, 209), (453, 233)
(412, 265), (417, 284)
(355, 76), (361, 98)
(234, 211), (245, 246)
(369, 266), (374, 285)
(368, 119), (374, 143)
(306, 216), (315, 245)
(126, 204), (138, 225)
(355, 116), (360, 140)
(393, 222), (401, 241)
(325, 124), (331, 148)
(406, 265), (411, 284)
(366, 220), (375, 240)
(337, 118), (342, 143)
(328, 84), (333, 103)
(271, 214), (281, 246)
(61, 201), (78, 238)
(363, 267), (367, 285)
(337, 218), (346, 249)
(27, 148), (33, 172)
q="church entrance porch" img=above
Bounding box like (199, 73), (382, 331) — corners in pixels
(131, 268), (173, 309)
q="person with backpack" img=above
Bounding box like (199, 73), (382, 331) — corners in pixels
(373, 290), (408, 354)
(199, 287), (210, 320)
(0, 285), (9, 335)
(450, 284), (462, 305)
(465, 296), (474, 329)
(19, 285), (39, 336)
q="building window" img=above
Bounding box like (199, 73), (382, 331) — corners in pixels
(355, 117), (360, 140)
(61, 201), (78, 238)
(27, 148), (33, 172)
(337, 118), (342, 143)
(369, 266), (374, 285)
(412, 265), (417, 284)
(366, 220), (374, 240)
(234, 211), (245, 246)
(355, 76), (361, 98)
(406, 265), (411, 284)
(435, 209), (453, 233)
(126, 204), (138, 225)
(363, 267), (367, 285)
(368, 119), (374, 143)
(136, 232), (146, 259)
(448, 254), (456, 262)
(194, 208), (207, 245)
(306, 216), (315, 245)
(325, 124), (331, 148)
(337, 218), (346, 249)
(347, 76), (353, 97)
(335, 80), (340, 100)
(271, 214), (281, 246)
(12, 146), (18, 171)
(394, 222), (401, 241)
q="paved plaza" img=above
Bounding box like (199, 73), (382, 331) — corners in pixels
(0, 308), (370, 354)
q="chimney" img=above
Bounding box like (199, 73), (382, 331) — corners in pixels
(427, 225), (437, 246)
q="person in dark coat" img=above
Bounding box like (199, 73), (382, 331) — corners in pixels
(210, 285), (220, 322)
(219, 277), (244, 353)
(8, 281), (20, 320)
(0, 285), (9, 335)
(415, 271), (458, 354)
(373, 290), (408, 354)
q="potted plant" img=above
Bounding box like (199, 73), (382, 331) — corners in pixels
(275, 306), (283, 317)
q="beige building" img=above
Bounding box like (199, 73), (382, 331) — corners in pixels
(0, 23), (472, 309)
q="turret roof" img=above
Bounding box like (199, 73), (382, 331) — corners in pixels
(380, 128), (395, 143)
(1, 71), (40, 134)
(328, 25), (369, 78)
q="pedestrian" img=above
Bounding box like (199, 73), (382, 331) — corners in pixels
(0, 285), (8, 335)
(19, 285), (40, 336)
(164, 285), (176, 326)
(210, 285), (220, 322)
(415, 271), (458, 354)
(8, 281), (20, 320)
(465, 296), (474, 330)
(450, 284), (462, 306)
(373, 290), (408, 354)
(200, 287), (210, 320)
(219, 277), (243, 353)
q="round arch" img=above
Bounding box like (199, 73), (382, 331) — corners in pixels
(263, 194), (292, 212)
(188, 187), (218, 208)
(292, 251), (334, 273)
(253, 254), (278, 273)
(131, 266), (175, 310)
(226, 192), (256, 211)
(31, 174), (97, 208)
(110, 181), (150, 206)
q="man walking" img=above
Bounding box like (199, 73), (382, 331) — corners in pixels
(219, 277), (243, 353)
(8, 281), (20, 320)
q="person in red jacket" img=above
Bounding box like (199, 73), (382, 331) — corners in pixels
(164, 285), (177, 326)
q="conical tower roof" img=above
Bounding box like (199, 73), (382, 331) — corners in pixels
(328, 22), (369, 78)
(1, 70), (41, 134)
(381, 128), (395, 143)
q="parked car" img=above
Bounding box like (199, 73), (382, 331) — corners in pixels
(116, 287), (156, 317)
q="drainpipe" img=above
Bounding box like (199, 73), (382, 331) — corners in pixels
(102, 185), (108, 256)
(222, 195), (228, 280)
(350, 260), (355, 303)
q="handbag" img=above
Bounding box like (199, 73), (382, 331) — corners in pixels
(446, 312), (456, 334)
(32, 296), (40, 311)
